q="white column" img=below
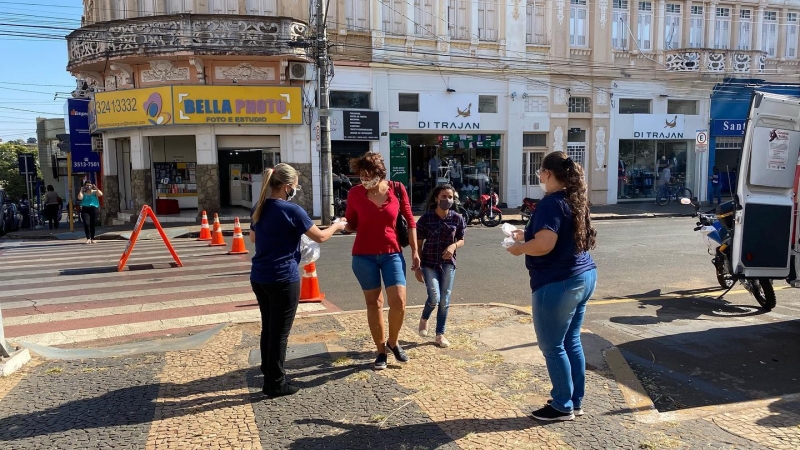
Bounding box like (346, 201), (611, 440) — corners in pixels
(129, 131), (150, 170)
(196, 132), (217, 165)
(436, 0), (448, 36)
(102, 136), (118, 176)
(505, 0), (526, 54)
(755, 5), (765, 52)
(505, 80), (525, 208)
(406, 0), (416, 36)
(655, 0), (666, 52)
(706, 2), (716, 48)
(471, 0), (479, 43)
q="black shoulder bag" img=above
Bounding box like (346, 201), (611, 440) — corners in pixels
(393, 182), (410, 247)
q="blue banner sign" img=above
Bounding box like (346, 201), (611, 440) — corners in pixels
(66, 99), (100, 172)
(712, 119), (746, 136)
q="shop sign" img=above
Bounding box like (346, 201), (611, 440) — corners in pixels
(66, 99), (100, 172)
(89, 86), (303, 131)
(632, 114), (685, 139)
(90, 87), (173, 132)
(712, 119), (746, 136)
(418, 93), (480, 130)
(174, 86), (302, 125)
(330, 110), (380, 140)
(390, 134), (410, 190)
(439, 134), (500, 149)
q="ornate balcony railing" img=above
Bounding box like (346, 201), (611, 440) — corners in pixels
(67, 14), (309, 69)
(664, 49), (767, 74)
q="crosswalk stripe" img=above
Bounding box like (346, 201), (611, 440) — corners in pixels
(13, 304), (326, 347)
(0, 238), (330, 346)
(0, 260), (251, 285)
(0, 281), (253, 310)
(3, 293), (257, 327)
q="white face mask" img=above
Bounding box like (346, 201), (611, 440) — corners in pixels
(362, 177), (381, 189)
(539, 181), (548, 193)
(285, 186), (297, 201)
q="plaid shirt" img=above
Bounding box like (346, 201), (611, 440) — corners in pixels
(416, 210), (467, 269)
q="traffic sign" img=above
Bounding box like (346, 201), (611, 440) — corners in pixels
(695, 129), (709, 153)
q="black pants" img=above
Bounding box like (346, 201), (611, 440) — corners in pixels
(251, 280), (300, 389)
(45, 204), (60, 229)
(81, 206), (98, 239)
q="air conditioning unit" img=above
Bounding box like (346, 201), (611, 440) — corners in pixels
(92, 135), (104, 153)
(289, 62), (314, 81)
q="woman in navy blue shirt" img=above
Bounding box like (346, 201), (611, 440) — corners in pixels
(507, 151), (598, 421)
(250, 163), (346, 398)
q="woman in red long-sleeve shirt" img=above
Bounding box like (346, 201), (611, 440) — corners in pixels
(345, 152), (420, 370)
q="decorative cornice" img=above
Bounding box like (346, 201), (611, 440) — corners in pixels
(190, 57), (205, 84)
(108, 62), (133, 85)
(141, 60), (190, 83)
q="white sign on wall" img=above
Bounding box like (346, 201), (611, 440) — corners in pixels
(695, 129), (708, 153)
(633, 114), (685, 139)
(418, 93), (480, 130)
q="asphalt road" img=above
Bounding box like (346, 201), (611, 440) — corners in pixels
(248, 217), (800, 413)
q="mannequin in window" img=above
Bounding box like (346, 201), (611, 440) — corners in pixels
(450, 156), (463, 190)
(428, 152), (441, 188)
(618, 159), (628, 198)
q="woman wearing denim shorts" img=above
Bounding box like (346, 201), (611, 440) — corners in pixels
(344, 152), (419, 370)
(507, 151), (598, 422)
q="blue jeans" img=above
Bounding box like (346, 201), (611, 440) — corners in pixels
(712, 184), (722, 204)
(420, 265), (456, 335)
(532, 269), (597, 413)
(351, 253), (406, 291)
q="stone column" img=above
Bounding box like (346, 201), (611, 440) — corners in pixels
(130, 133), (153, 212)
(293, 162), (313, 216)
(706, 3), (717, 48)
(196, 132), (220, 218)
(102, 136), (120, 224)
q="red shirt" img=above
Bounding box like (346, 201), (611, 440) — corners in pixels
(345, 181), (416, 256)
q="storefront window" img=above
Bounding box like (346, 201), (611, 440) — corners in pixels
(619, 98), (652, 114)
(329, 91), (370, 109)
(618, 139), (693, 199)
(399, 93), (419, 112)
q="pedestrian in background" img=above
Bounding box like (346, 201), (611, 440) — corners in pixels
(77, 180), (102, 243)
(711, 166), (722, 205)
(43, 185), (61, 230)
(249, 163), (346, 398)
(415, 183), (466, 348)
(345, 151), (419, 370)
(507, 151), (598, 422)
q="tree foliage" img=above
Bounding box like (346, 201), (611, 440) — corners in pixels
(0, 142), (41, 200)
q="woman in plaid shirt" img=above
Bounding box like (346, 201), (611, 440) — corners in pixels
(414, 184), (467, 348)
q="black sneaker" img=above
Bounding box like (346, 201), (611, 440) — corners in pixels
(263, 383), (300, 399)
(386, 342), (409, 362)
(531, 404), (575, 421)
(374, 352), (388, 370)
(547, 399), (584, 416)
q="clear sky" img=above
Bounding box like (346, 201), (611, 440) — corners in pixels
(0, 1), (82, 143)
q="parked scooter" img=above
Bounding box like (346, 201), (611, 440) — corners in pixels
(462, 185), (502, 227)
(520, 197), (539, 223)
(682, 197), (776, 310)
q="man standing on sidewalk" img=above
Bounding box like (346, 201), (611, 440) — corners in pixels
(658, 164), (672, 203)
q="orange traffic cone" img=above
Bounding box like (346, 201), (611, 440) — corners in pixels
(299, 262), (325, 303)
(227, 217), (249, 255)
(209, 214), (227, 247)
(197, 210), (212, 241)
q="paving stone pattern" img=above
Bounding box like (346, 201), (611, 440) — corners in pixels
(0, 354), (164, 449)
(0, 305), (795, 449)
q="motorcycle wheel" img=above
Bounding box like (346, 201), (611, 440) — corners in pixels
(520, 205), (531, 223)
(751, 278), (776, 311)
(480, 210), (503, 227)
(715, 258), (735, 289)
(455, 206), (469, 224)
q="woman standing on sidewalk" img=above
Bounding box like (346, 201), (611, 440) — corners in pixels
(507, 151), (597, 421)
(344, 152), (419, 370)
(77, 180), (102, 243)
(43, 185), (61, 230)
(250, 163), (346, 398)
(414, 184), (466, 348)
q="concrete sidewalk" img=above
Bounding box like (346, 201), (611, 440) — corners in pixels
(3, 202), (694, 241)
(1, 304), (793, 449)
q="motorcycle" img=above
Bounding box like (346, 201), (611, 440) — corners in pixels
(331, 173), (352, 220)
(462, 186), (502, 227)
(520, 197), (539, 223)
(682, 198), (776, 310)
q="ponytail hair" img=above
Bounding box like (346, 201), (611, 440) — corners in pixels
(251, 163), (298, 224)
(541, 151), (597, 252)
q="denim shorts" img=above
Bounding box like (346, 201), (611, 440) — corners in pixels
(351, 253), (407, 291)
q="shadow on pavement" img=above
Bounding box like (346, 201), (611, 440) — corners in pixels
(609, 289), (768, 326)
(759, 397), (800, 428)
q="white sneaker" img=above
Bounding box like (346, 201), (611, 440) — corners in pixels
(86, 238), (91, 244)
(418, 318), (428, 337)
(435, 334), (450, 348)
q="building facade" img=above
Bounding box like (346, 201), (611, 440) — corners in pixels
(68, 1), (800, 221)
(68, 1), (314, 221)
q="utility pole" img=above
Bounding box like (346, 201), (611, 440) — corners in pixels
(316, 0), (333, 226)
